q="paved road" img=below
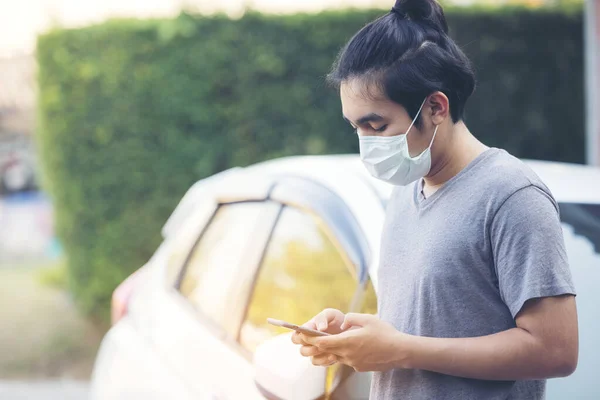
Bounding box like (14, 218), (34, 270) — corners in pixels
(0, 381), (89, 400)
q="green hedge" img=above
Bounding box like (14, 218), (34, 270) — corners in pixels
(36, 7), (584, 320)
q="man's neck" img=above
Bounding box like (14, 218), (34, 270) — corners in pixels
(423, 122), (487, 194)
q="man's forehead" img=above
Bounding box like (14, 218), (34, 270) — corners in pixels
(340, 80), (399, 121)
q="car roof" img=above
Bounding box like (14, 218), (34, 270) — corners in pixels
(248, 154), (600, 206)
(246, 154), (391, 204)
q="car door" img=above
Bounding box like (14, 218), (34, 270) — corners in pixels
(150, 199), (282, 400)
(547, 202), (600, 400)
(235, 178), (378, 400)
(146, 175), (377, 400)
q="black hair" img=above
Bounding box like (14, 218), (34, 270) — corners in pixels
(327, 0), (476, 125)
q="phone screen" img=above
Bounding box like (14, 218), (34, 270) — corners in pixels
(267, 318), (331, 336)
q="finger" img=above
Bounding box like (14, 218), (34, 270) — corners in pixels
(301, 334), (343, 352)
(302, 319), (318, 330)
(291, 332), (305, 345)
(300, 334), (323, 347)
(340, 312), (373, 331)
(315, 308), (343, 331)
(300, 345), (323, 357)
(313, 313), (329, 332)
(312, 353), (338, 367)
(293, 332), (314, 346)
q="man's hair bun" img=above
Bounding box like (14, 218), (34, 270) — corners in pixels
(391, 0), (449, 35)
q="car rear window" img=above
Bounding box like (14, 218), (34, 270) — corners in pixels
(559, 203), (600, 255)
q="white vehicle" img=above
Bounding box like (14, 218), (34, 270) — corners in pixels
(90, 155), (600, 400)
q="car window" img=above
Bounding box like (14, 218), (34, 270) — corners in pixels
(240, 206), (361, 352)
(165, 202), (216, 285)
(559, 203), (600, 254)
(178, 202), (277, 333)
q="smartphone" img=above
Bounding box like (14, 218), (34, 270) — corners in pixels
(267, 318), (331, 337)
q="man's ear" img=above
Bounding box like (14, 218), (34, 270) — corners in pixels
(428, 91), (450, 125)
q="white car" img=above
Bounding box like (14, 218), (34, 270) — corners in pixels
(90, 155), (600, 400)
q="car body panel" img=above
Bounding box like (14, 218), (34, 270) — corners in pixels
(89, 317), (201, 400)
(134, 204), (278, 400)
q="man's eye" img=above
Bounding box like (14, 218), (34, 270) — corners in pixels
(374, 125), (388, 133)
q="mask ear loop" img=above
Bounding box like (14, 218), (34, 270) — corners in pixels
(407, 98), (436, 159)
(428, 125), (439, 149)
(405, 98), (428, 136)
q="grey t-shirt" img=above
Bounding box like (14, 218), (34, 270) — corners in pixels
(371, 148), (575, 400)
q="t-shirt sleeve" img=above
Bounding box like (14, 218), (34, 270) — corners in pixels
(490, 185), (576, 318)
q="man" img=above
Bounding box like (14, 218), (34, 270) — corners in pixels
(292, 0), (578, 398)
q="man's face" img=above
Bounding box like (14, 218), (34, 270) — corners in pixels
(340, 79), (434, 158)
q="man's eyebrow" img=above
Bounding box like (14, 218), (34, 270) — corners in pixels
(343, 113), (384, 125)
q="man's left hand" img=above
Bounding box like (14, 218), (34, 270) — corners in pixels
(298, 313), (412, 372)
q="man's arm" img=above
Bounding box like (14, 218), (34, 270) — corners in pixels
(299, 295), (578, 379)
(403, 294), (578, 380)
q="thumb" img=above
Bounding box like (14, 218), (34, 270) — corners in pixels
(340, 313), (372, 331)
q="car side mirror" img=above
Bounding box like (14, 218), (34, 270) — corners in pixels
(253, 332), (327, 400)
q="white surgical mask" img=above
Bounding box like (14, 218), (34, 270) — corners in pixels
(359, 98), (438, 186)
